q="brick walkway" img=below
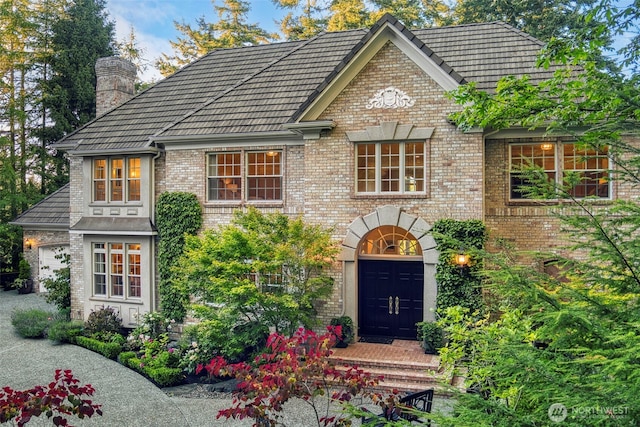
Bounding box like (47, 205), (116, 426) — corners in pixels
(330, 339), (438, 366)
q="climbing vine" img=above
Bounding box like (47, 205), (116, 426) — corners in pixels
(156, 192), (202, 321)
(432, 219), (486, 316)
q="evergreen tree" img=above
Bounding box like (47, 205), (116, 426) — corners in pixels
(156, 0), (276, 77)
(116, 25), (152, 89)
(435, 2), (640, 425)
(44, 0), (115, 139)
(274, 0), (327, 40)
(452, 0), (602, 42)
(326, 0), (370, 31)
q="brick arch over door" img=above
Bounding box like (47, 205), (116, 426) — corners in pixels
(339, 206), (439, 339)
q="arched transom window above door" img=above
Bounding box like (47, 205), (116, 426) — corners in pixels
(359, 225), (422, 256)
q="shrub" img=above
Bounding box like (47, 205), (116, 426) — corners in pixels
(41, 250), (71, 311)
(48, 319), (84, 344)
(118, 351), (137, 366)
(144, 366), (184, 387)
(0, 369), (102, 425)
(202, 327), (384, 426)
(11, 308), (55, 338)
(120, 351), (183, 387)
(76, 336), (122, 359)
(416, 321), (445, 354)
(84, 306), (122, 336)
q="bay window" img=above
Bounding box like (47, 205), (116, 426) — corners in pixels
(93, 242), (142, 299)
(93, 157), (141, 202)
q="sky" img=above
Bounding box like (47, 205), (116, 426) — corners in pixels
(105, 0), (287, 82)
(105, 0), (636, 82)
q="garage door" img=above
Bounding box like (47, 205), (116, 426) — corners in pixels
(39, 245), (69, 292)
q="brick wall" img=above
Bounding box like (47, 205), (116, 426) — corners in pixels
(160, 41), (485, 327)
(484, 135), (640, 264)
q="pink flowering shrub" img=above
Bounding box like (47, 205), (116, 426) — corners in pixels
(0, 369), (102, 426)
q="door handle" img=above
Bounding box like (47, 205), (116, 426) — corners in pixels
(388, 296), (393, 314)
(395, 296), (399, 315)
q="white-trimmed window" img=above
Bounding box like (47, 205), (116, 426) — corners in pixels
(93, 157), (141, 202)
(509, 142), (610, 199)
(207, 151), (282, 202)
(356, 142), (425, 194)
(92, 242), (142, 299)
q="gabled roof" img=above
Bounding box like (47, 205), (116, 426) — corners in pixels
(10, 184), (70, 230)
(55, 14), (554, 155)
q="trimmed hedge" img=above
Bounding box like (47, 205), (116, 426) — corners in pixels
(118, 351), (183, 387)
(76, 336), (122, 359)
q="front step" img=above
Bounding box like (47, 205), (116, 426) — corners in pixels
(329, 340), (452, 394)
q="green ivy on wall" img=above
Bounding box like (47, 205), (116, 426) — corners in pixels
(156, 192), (202, 321)
(432, 219), (486, 317)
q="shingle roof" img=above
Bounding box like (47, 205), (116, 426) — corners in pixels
(55, 15), (554, 154)
(10, 184), (69, 229)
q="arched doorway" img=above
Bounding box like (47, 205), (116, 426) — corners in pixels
(339, 206), (438, 341)
(358, 226), (424, 339)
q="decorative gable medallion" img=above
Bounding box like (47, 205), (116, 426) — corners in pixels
(366, 87), (415, 109)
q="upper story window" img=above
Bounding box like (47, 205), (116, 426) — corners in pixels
(207, 150), (282, 202)
(93, 157), (141, 202)
(510, 142), (610, 200)
(356, 142), (425, 194)
(93, 242), (141, 299)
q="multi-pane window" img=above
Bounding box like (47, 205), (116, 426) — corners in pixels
(509, 142), (609, 199)
(93, 157), (142, 202)
(356, 142), (425, 194)
(207, 153), (241, 200)
(206, 151), (282, 202)
(92, 242), (142, 299)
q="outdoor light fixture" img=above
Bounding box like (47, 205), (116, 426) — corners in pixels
(540, 143), (554, 151)
(455, 252), (469, 266)
(25, 239), (32, 250)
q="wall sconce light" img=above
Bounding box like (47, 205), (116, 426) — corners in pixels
(25, 239), (32, 250)
(540, 143), (554, 151)
(454, 251), (469, 267)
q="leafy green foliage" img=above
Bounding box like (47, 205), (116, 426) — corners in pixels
(84, 306), (122, 337)
(175, 207), (338, 341)
(435, 3), (640, 425)
(41, 249), (71, 312)
(156, 191), (202, 322)
(432, 219), (486, 316)
(47, 319), (84, 344)
(416, 321), (444, 354)
(10, 308), (56, 338)
(75, 336), (123, 360)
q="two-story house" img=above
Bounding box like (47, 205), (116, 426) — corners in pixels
(13, 14), (626, 340)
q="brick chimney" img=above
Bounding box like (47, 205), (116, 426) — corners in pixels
(95, 56), (136, 116)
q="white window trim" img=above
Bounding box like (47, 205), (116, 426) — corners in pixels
(206, 150), (283, 203)
(92, 156), (141, 203)
(509, 142), (612, 201)
(355, 141), (427, 195)
(92, 242), (142, 300)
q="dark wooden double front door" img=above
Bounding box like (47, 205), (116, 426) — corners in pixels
(358, 259), (424, 339)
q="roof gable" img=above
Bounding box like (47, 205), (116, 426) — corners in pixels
(295, 13), (464, 122)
